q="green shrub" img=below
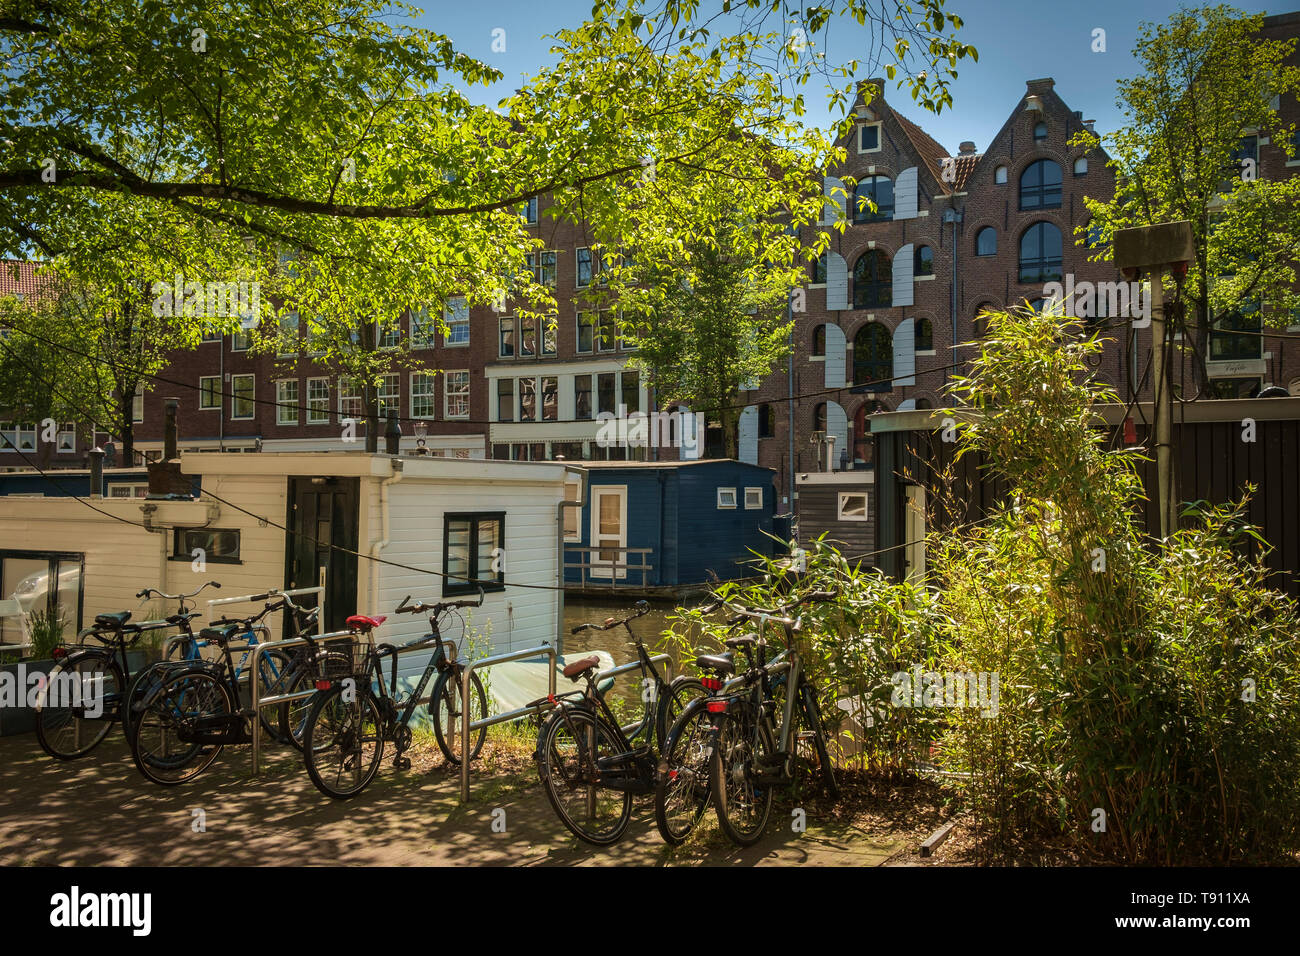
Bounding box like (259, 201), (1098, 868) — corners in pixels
(25, 605), (67, 660)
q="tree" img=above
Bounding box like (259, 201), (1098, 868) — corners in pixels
(619, 216), (797, 457)
(0, 0), (976, 389)
(1075, 5), (1300, 396)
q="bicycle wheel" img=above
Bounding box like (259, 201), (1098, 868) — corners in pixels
(654, 702), (714, 845)
(277, 651), (350, 751)
(655, 676), (706, 756)
(800, 682), (840, 799)
(234, 647), (294, 742)
(129, 669), (232, 785)
(35, 652), (122, 760)
(431, 668), (487, 765)
(302, 683), (385, 799)
(710, 707), (776, 846)
(536, 706), (632, 846)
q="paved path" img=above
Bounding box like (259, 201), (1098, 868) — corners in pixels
(0, 734), (906, 867)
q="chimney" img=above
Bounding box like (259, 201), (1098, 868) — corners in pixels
(384, 409), (401, 456)
(959, 141), (976, 155)
(147, 397), (194, 498)
(1084, 119), (1096, 132)
(163, 397), (179, 461)
(88, 447), (104, 499)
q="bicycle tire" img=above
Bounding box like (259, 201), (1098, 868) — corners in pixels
(536, 705), (632, 846)
(278, 650), (350, 751)
(800, 682), (840, 799)
(709, 708), (776, 847)
(654, 700), (714, 845)
(302, 683), (385, 799)
(129, 668), (232, 785)
(35, 652), (122, 760)
(655, 675), (706, 756)
(431, 668), (487, 765)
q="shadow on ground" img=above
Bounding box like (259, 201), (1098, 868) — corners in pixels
(0, 734), (907, 867)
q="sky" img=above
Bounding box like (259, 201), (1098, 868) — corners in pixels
(414, 0), (1285, 150)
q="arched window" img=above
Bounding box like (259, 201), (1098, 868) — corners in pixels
(1019, 222), (1063, 283)
(994, 165), (1008, 184)
(973, 302), (996, 338)
(916, 317), (934, 352)
(812, 325), (826, 356)
(914, 245), (933, 276)
(852, 251), (892, 309)
(975, 227), (997, 256)
(758, 403), (775, 438)
(811, 253), (827, 284)
(1020, 159), (1062, 210)
(1073, 156), (1088, 176)
(813, 402), (827, 433)
(1033, 121), (1048, 141)
(915, 398), (934, 410)
(853, 176), (894, 222)
(853, 322), (893, 387)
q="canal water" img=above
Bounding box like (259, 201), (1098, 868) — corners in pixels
(561, 595), (699, 701)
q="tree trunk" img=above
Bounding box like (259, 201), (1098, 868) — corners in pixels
(118, 389), (134, 464)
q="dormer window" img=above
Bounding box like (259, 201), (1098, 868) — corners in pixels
(858, 122), (882, 153)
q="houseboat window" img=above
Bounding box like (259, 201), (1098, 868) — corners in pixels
(172, 529), (241, 563)
(443, 513), (506, 596)
(0, 551), (83, 643)
(717, 487), (738, 509)
(837, 492), (869, 522)
(743, 487), (763, 510)
(107, 483), (149, 498)
(563, 481), (582, 541)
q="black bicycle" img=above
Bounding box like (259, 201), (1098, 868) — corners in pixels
(127, 589), (326, 785)
(692, 590), (841, 847)
(533, 601), (705, 846)
(301, 588), (488, 800)
(33, 582), (219, 760)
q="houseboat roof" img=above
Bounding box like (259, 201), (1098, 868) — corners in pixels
(179, 451), (581, 483)
(575, 459), (776, 472)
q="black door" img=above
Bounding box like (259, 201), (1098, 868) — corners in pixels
(285, 477), (360, 634)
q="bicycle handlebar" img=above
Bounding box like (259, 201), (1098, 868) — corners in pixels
(693, 589), (839, 627)
(136, 581), (222, 601)
(571, 599), (650, 635)
(394, 586), (485, 617)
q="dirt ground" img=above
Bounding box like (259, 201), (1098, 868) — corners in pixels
(0, 731), (956, 867)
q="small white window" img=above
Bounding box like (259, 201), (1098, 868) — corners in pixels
(199, 376), (221, 410)
(56, 422), (75, 453)
(743, 487), (763, 510)
(339, 377), (364, 420)
(108, 482), (149, 498)
(276, 380), (299, 426)
(563, 479), (582, 542)
(231, 374), (255, 420)
(858, 122), (882, 153)
(307, 377), (330, 424)
(1073, 156), (1088, 176)
(717, 487), (738, 509)
(838, 492), (869, 522)
(411, 373), (437, 419)
(444, 370), (470, 419)
(994, 165), (1008, 185)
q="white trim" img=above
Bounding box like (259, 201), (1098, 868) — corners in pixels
(589, 485), (627, 580)
(837, 491), (869, 521)
(230, 374), (256, 420)
(275, 378), (299, 426)
(743, 487), (763, 510)
(857, 122), (882, 154)
(717, 487), (738, 509)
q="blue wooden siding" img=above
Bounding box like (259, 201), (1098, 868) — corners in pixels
(565, 462), (776, 587)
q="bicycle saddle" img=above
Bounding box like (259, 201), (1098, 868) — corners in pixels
(346, 614), (387, 633)
(94, 611), (131, 628)
(199, 626), (237, 643)
(562, 655), (601, 680)
(695, 652), (735, 676)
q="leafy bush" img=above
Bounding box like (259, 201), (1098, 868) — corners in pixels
(25, 606), (67, 660)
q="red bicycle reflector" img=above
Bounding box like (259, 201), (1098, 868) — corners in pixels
(707, 700), (728, 714)
(314, 679), (332, 691)
(52, 647), (67, 659)
(1123, 416), (1137, 445)
(701, 678), (722, 691)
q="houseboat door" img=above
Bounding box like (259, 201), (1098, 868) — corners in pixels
(589, 486), (627, 580)
(285, 477), (360, 634)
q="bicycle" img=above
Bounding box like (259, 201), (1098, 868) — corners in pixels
(653, 605), (766, 845)
(533, 600), (705, 847)
(301, 588), (489, 800)
(33, 581), (220, 760)
(127, 589), (329, 785)
(696, 590), (841, 847)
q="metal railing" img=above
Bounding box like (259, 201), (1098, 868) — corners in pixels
(459, 648), (675, 802)
(563, 545), (655, 590)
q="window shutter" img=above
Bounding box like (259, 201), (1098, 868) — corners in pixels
(825, 252), (848, 311)
(826, 401), (849, 472)
(894, 167), (919, 220)
(737, 405), (759, 464)
(824, 324), (846, 389)
(892, 243), (914, 308)
(895, 317), (916, 387)
(821, 176), (848, 225)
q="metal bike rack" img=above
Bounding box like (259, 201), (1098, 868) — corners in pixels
(458, 648), (676, 803)
(247, 629), (355, 775)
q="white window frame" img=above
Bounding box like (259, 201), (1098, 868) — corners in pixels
(231, 328), (252, 352)
(528, 250), (558, 288)
(410, 306), (436, 349)
(230, 374), (256, 420)
(377, 320), (402, 350)
(56, 422), (75, 454)
(857, 121), (882, 154)
(444, 370), (470, 420)
(377, 373), (399, 420)
(307, 377), (330, 425)
(589, 485), (628, 580)
(199, 376), (221, 411)
(1073, 156), (1088, 176)
(563, 479), (583, 542)
(339, 377), (364, 421)
(107, 482), (149, 499)
(276, 379), (299, 426)
(411, 372), (437, 420)
(994, 165), (1008, 185)
(132, 384), (144, 423)
(743, 487), (763, 510)
(717, 487), (738, 509)
(444, 297), (470, 347)
(837, 491), (869, 522)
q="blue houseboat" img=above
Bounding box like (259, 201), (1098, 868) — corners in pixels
(564, 460), (779, 593)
